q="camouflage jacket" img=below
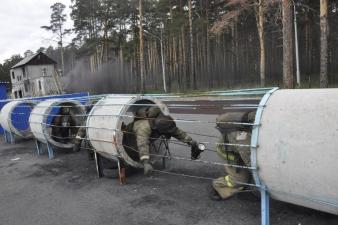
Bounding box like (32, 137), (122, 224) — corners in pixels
(132, 119), (192, 161)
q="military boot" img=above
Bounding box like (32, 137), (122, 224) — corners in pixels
(143, 159), (153, 175)
(212, 176), (242, 200)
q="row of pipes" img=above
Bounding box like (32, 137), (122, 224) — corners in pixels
(0, 88), (337, 218)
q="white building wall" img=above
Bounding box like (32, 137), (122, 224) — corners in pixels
(26, 64), (55, 79)
(26, 64), (57, 96)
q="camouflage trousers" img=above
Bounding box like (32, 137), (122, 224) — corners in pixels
(73, 127), (86, 152)
(213, 132), (251, 199)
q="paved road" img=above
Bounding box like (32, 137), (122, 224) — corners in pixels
(0, 109), (337, 225)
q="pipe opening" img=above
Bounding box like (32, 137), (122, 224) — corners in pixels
(11, 102), (36, 137)
(0, 100), (36, 138)
(30, 99), (85, 149)
(49, 102), (85, 146)
(121, 99), (167, 166)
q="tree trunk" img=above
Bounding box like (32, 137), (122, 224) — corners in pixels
(304, 9), (311, 74)
(206, 1), (211, 88)
(139, 0), (145, 93)
(60, 37), (64, 75)
(188, 0), (196, 89)
(256, 0), (265, 87)
(320, 0), (329, 88)
(282, 0), (294, 88)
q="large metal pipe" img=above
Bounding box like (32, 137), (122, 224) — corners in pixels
(29, 99), (85, 148)
(86, 95), (169, 168)
(254, 89), (338, 215)
(0, 100), (36, 138)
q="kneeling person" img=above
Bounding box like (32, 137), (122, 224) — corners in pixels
(211, 111), (255, 200)
(125, 106), (202, 175)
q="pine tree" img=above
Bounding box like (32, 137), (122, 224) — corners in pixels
(41, 2), (71, 74)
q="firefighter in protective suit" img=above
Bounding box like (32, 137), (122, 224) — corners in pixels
(123, 106), (202, 175)
(51, 106), (77, 144)
(210, 111), (255, 200)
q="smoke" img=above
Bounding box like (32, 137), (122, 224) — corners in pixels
(62, 58), (138, 94)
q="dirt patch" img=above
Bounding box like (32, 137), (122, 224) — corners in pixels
(23, 162), (70, 178)
(130, 194), (161, 207)
(0, 145), (34, 157)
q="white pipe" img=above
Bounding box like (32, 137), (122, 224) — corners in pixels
(29, 99), (85, 148)
(257, 89), (338, 215)
(0, 100), (36, 138)
(86, 95), (169, 168)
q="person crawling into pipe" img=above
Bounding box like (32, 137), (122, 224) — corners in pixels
(51, 106), (77, 144)
(122, 106), (204, 175)
(209, 110), (256, 200)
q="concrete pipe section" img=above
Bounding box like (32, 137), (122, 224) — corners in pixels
(0, 100), (36, 138)
(87, 95), (169, 168)
(29, 99), (85, 149)
(254, 88), (338, 215)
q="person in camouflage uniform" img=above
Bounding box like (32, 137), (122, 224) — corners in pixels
(123, 106), (202, 175)
(210, 111), (255, 200)
(73, 126), (86, 152)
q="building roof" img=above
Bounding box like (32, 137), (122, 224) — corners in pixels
(11, 52), (56, 69)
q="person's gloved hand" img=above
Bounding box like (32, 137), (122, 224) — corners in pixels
(143, 159), (153, 175)
(190, 140), (203, 160)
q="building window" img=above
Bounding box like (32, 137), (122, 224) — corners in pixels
(42, 68), (47, 77)
(18, 90), (23, 98)
(12, 72), (15, 80)
(38, 80), (42, 91)
(22, 67), (26, 78)
(14, 91), (18, 99)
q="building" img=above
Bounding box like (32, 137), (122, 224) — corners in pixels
(10, 52), (59, 98)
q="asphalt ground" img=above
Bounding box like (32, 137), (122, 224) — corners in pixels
(0, 112), (338, 225)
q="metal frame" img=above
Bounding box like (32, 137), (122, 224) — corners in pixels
(3, 88), (285, 224)
(46, 142), (55, 159)
(35, 140), (55, 159)
(261, 184), (270, 225)
(94, 136), (171, 185)
(250, 87), (279, 225)
(150, 135), (171, 169)
(94, 152), (126, 184)
(4, 130), (15, 144)
(35, 140), (42, 155)
(93, 135), (172, 184)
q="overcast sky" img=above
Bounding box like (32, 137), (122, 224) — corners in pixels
(0, 0), (74, 64)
